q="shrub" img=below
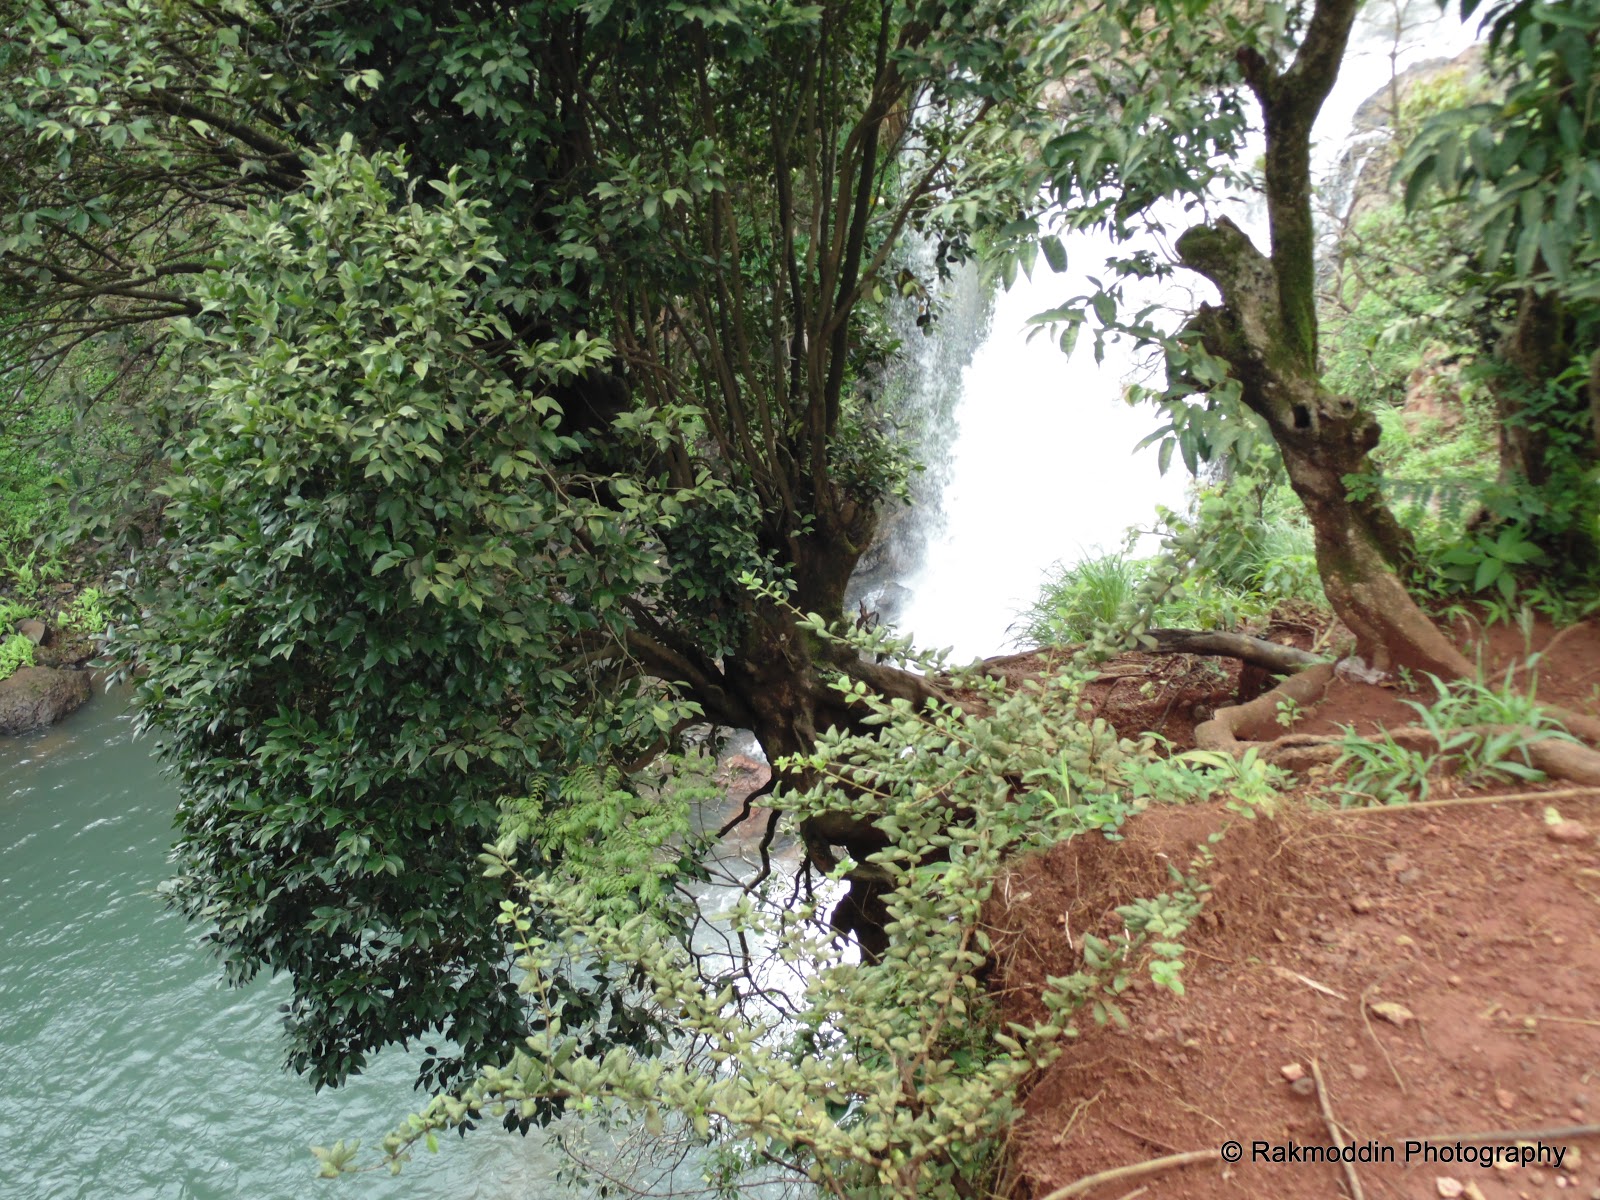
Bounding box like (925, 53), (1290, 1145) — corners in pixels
(320, 606), (1246, 1198)
(0, 633), (35, 682)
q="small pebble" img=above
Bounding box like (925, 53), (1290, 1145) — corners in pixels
(1349, 1064), (1369, 1080)
(1546, 820), (1593, 844)
(1350, 895), (1375, 913)
(1436, 1178), (1464, 1198)
(1496, 1088), (1516, 1112)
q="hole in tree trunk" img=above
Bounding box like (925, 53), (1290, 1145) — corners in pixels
(1292, 404), (1312, 430)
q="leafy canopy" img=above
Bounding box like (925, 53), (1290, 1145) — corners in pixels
(125, 141), (718, 1090)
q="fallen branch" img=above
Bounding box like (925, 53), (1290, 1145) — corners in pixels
(1322, 785), (1600, 815)
(1035, 1149), (1221, 1200)
(1311, 1058), (1366, 1200)
(1401, 1123), (1600, 1144)
(1144, 628), (1325, 674)
(1359, 982), (1407, 1095)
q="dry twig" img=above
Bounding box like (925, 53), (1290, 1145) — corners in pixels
(1036, 1149), (1222, 1200)
(1311, 1058), (1366, 1200)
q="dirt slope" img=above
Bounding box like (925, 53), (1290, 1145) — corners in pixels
(990, 796), (1600, 1200)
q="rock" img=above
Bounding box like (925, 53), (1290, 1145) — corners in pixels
(1496, 1088), (1516, 1112)
(1337, 655), (1389, 685)
(16, 618), (48, 645)
(1384, 853), (1412, 874)
(1349, 1063), (1369, 1080)
(1290, 1076), (1317, 1097)
(1368, 1000), (1416, 1027)
(1350, 895), (1376, 913)
(1281, 1062), (1306, 1082)
(1436, 1177), (1464, 1198)
(1546, 820), (1593, 845)
(0, 667), (91, 734)
(1402, 344), (1467, 434)
(35, 636), (96, 669)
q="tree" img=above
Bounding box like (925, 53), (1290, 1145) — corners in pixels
(2, 0), (1040, 1090)
(1400, 0), (1600, 570)
(1016, 0), (1477, 676)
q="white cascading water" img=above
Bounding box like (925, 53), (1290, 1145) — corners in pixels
(889, 2), (1478, 663)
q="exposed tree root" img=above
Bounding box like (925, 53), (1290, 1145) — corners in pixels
(1143, 628), (1325, 674)
(1194, 663), (1336, 749)
(1193, 659), (1600, 787)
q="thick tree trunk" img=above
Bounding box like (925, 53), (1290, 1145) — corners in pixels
(716, 579), (948, 959)
(1156, 0), (1481, 680)
(1275, 428), (1473, 677)
(1496, 288), (1567, 491)
(1176, 218), (1473, 677)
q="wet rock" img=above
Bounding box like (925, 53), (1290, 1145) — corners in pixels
(0, 666), (90, 734)
(36, 636), (97, 669)
(16, 618), (48, 645)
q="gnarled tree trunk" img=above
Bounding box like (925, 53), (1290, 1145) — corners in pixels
(1171, 0), (1473, 679)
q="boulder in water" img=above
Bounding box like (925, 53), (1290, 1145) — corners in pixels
(0, 666), (91, 734)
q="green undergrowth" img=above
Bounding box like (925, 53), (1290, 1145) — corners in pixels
(1333, 668), (1577, 806)
(1017, 451), (1328, 652)
(318, 590), (1284, 1199)
(0, 632), (34, 681)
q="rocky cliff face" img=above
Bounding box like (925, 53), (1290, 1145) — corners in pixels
(1331, 45), (1485, 230)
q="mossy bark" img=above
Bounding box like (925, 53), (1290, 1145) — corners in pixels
(1172, 0), (1473, 677)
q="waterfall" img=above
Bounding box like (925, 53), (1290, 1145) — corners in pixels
(869, 1), (1478, 664)
(846, 243), (995, 631)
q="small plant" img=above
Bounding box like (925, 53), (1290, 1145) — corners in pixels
(0, 633), (35, 682)
(1117, 742), (1290, 812)
(1335, 728), (1440, 806)
(0, 525), (67, 600)
(1335, 669), (1577, 804)
(1274, 695), (1303, 728)
(0, 599), (39, 630)
(1018, 550), (1148, 645)
(60, 587), (109, 636)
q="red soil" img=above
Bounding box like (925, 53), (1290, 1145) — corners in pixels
(990, 614), (1600, 1200)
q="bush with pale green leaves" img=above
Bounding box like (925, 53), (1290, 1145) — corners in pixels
(0, 633), (35, 682)
(318, 604), (1233, 1199)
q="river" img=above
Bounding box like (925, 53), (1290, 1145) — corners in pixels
(0, 690), (564, 1200)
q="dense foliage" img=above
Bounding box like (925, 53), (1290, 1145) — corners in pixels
(4, 1), (1600, 1193)
(319, 617), (1224, 1198)
(123, 145), (709, 1089)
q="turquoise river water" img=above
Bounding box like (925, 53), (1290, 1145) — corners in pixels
(0, 688), (567, 1200)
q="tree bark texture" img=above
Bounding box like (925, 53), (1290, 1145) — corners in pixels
(1171, 0), (1475, 678)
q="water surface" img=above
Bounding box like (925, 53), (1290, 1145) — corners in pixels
(0, 690), (561, 1200)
